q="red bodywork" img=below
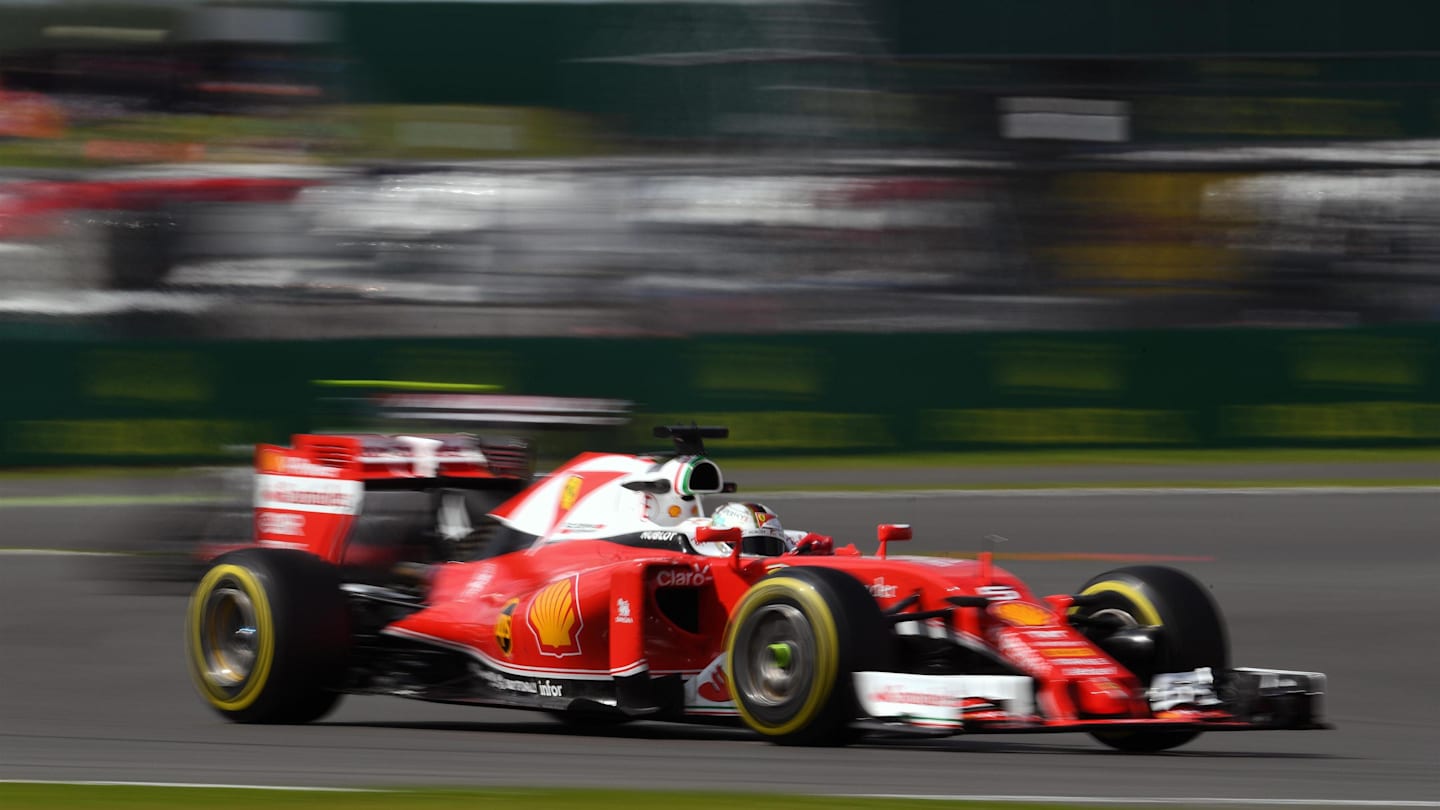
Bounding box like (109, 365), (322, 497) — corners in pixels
(386, 540), (1158, 727)
(229, 436), (1325, 736)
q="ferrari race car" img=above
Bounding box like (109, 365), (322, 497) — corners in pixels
(186, 425), (1327, 752)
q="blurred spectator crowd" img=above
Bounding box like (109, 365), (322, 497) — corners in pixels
(2, 0), (1440, 338)
(5, 154), (1440, 338)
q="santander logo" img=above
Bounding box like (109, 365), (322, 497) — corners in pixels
(254, 474), (362, 516)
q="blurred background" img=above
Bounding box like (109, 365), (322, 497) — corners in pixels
(2, 0), (1440, 464)
(5, 6), (1435, 795)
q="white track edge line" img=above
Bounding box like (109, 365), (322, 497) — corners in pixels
(4, 783), (1433, 805)
(850, 794), (1440, 807)
(0, 549), (128, 556)
(754, 481), (1440, 495)
(0, 779), (380, 792)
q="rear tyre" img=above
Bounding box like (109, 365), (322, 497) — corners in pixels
(187, 548), (351, 723)
(1070, 565), (1229, 753)
(725, 567), (894, 746)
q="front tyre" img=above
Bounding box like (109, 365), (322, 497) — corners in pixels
(725, 567), (894, 746)
(187, 548), (351, 723)
(1070, 565), (1229, 753)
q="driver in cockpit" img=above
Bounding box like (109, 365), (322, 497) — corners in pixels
(689, 501), (831, 557)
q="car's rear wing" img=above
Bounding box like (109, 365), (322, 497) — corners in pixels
(256, 432), (533, 483)
(249, 432), (535, 563)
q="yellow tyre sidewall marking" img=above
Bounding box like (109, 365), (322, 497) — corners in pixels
(1077, 580), (1163, 626)
(187, 564), (276, 712)
(725, 578), (840, 737)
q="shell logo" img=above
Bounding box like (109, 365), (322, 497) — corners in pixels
(990, 601), (1056, 627)
(559, 476), (583, 511)
(527, 575), (584, 657)
(495, 599), (518, 656)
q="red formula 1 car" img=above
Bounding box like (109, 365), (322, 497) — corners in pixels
(186, 426), (1327, 752)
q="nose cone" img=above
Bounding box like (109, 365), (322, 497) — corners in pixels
(1076, 678), (1134, 716)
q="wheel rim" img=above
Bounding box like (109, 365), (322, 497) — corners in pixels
(739, 604), (814, 708)
(201, 580), (259, 688)
(1091, 606), (1145, 628)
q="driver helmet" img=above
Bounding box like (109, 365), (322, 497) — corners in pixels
(702, 501), (788, 557)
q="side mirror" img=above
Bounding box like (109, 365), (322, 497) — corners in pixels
(695, 525), (741, 546)
(877, 523), (912, 559)
(622, 479), (671, 494)
(789, 533), (833, 556)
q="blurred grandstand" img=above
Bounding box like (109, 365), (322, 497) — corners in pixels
(1, 0), (1440, 338)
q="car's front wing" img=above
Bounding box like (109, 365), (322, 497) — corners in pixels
(854, 666), (1327, 735)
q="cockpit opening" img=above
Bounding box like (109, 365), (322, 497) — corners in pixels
(685, 459), (723, 494)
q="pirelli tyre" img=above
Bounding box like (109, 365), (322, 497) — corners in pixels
(1070, 565), (1230, 753)
(187, 548), (351, 724)
(725, 567), (895, 746)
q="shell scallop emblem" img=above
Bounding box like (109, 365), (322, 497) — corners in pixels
(494, 599), (518, 656)
(990, 601), (1056, 627)
(527, 575), (584, 657)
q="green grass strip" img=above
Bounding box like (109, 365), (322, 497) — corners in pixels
(0, 494), (220, 509)
(0, 785), (1118, 810)
(743, 478), (1440, 494)
(3, 446), (1440, 483)
(723, 447), (1440, 471)
(311, 379), (502, 392)
(0, 467), (217, 481)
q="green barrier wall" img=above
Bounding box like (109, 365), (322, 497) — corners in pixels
(4, 327), (1439, 465)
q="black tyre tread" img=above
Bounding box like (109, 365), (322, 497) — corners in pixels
(1093, 728), (1201, 753)
(1077, 565), (1229, 673)
(727, 566), (895, 747)
(189, 548), (350, 724)
(1074, 565), (1228, 753)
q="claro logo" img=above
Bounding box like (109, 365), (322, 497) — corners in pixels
(654, 568), (712, 588)
(254, 474), (363, 516)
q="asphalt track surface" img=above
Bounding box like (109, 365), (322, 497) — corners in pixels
(2, 477), (1438, 805)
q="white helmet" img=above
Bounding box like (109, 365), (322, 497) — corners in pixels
(703, 502), (788, 556)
